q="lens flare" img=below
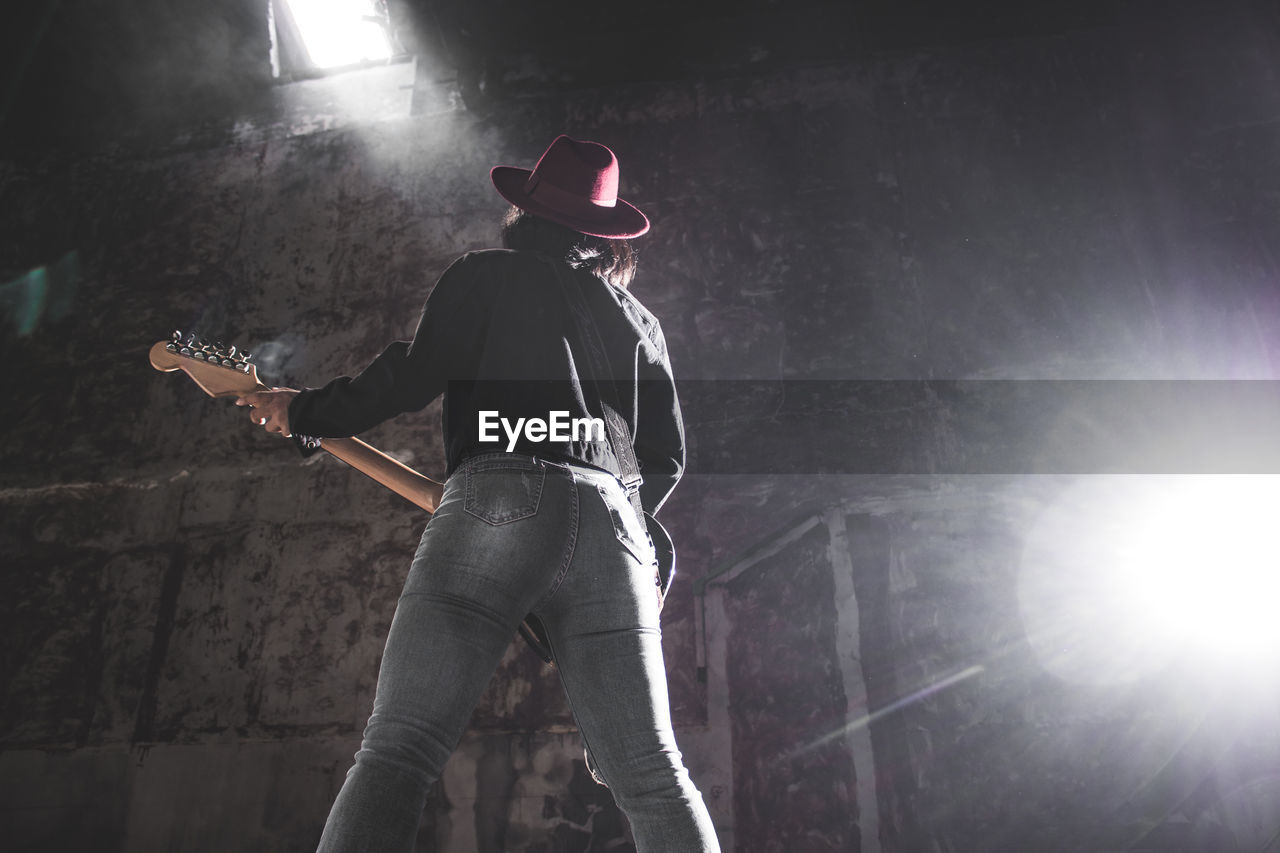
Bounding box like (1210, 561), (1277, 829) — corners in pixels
(1019, 476), (1280, 686)
(1113, 476), (1280, 658)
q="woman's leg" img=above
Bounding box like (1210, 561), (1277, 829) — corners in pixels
(537, 471), (721, 853)
(317, 457), (577, 853)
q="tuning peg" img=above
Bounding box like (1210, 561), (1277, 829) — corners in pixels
(172, 330), (183, 341)
(226, 345), (237, 358)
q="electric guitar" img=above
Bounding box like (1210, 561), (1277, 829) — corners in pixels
(149, 331), (444, 513)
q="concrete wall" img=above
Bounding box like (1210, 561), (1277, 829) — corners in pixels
(3, 3), (1280, 851)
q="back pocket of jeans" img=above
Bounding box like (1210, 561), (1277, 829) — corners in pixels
(464, 467), (545, 524)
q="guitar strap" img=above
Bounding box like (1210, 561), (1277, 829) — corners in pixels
(543, 258), (647, 527)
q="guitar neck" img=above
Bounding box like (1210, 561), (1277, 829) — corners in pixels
(150, 337), (443, 514)
(319, 437), (442, 513)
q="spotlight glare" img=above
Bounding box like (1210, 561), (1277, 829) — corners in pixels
(1115, 476), (1280, 660)
(1019, 476), (1280, 687)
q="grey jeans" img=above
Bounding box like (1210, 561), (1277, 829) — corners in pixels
(316, 452), (720, 852)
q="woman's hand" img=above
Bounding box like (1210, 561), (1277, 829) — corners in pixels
(235, 388), (300, 437)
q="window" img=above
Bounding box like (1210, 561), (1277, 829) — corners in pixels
(269, 0), (397, 79)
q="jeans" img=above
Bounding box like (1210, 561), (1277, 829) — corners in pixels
(316, 452), (720, 852)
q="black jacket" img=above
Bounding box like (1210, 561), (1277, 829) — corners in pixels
(288, 249), (685, 514)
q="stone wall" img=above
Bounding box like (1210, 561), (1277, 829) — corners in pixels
(4, 3), (1280, 851)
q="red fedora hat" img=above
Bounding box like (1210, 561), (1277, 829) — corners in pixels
(490, 135), (650, 239)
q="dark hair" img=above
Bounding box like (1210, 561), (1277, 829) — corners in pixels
(500, 206), (638, 289)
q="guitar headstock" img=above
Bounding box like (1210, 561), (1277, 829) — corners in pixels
(149, 330), (265, 397)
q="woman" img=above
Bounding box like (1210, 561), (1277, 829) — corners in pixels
(237, 135), (720, 852)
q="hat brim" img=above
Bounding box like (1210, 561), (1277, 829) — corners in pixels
(490, 166), (650, 239)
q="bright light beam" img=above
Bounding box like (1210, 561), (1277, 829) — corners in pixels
(1019, 476), (1280, 687)
(1113, 476), (1280, 661)
(287, 0), (392, 70)
(787, 665), (985, 759)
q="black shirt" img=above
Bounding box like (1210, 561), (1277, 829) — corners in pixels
(287, 249), (685, 514)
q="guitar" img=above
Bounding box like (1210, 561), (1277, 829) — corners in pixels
(149, 331), (444, 513)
